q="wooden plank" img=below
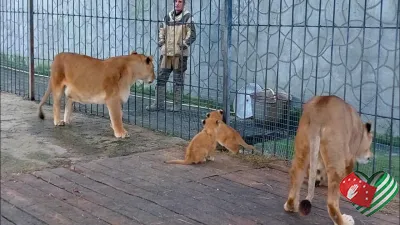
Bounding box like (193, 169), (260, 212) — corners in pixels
(47, 167), (208, 225)
(223, 168), (392, 225)
(1, 199), (47, 225)
(92, 159), (287, 225)
(2, 178), (109, 225)
(74, 163), (257, 225)
(198, 176), (326, 225)
(34, 169), (169, 225)
(104, 155), (323, 225)
(1, 185), (75, 225)
(18, 173), (141, 225)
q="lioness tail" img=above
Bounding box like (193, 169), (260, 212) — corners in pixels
(38, 81), (52, 120)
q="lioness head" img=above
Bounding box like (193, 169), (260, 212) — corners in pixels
(129, 51), (155, 84)
(356, 122), (374, 164)
(206, 109), (224, 120)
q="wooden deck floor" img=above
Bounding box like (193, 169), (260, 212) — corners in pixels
(1, 147), (398, 225)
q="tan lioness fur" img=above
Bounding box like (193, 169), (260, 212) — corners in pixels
(283, 95), (373, 225)
(206, 109), (255, 154)
(37, 51), (155, 138)
(164, 118), (221, 165)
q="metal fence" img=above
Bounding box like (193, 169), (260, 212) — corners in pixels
(1, 0), (399, 180)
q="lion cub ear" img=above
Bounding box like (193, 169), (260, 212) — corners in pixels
(146, 56), (152, 64)
(206, 113), (210, 118)
(218, 109), (224, 114)
(365, 122), (372, 133)
(202, 119), (205, 125)
(130, 51), (137, 55)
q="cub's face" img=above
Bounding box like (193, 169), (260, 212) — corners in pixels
(201, 117), (221, 132)
(356, 122), (374, 164)
(206, 109), (224, 121)
(130, 51), (155, 84)
(315, 161), (327, 187)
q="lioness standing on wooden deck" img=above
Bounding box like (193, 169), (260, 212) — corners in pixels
(37, 51), (155, 138)
(283, 95), (373, 225)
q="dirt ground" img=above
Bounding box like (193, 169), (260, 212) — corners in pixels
(0, 92), (187, 178)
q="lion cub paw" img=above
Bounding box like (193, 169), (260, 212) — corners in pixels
(207, 156), (215, 161)
(335, 214), (354, 225)
(54, 120), (66, 126)
(114, 129), (129, 138)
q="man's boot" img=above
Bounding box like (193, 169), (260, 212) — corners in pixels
(146, 85), (166, 111)
(167, 85), (183, 112)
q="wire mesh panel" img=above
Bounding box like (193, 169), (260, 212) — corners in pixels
(228, 0), (400, 180)
(0, 0), (30, 97)
(0, 0), (399, 181)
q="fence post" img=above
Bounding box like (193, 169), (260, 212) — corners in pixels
(28, 0), (35, 100)
(222, 0), (232, 125)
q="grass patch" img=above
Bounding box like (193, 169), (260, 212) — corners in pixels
(130, 83), (227, 110)
(0, 53), (51, 76)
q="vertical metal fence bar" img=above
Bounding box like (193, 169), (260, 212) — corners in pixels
(140, 0), (144, 128)
(28, 0), (35, 100)
(299, 0), (308, 112)
(233, 0), (239, 131)
(17, 0), (20, 96)
(243, 0), (249, 142)
(187, 0), (192, 139)
(148, 0), (152, 129)
(343, 0), (352, 101)
(96, 0), (99, 116)
(90, 0), (94, 114)
(328, 0), (337, 95)
(252, 0), (260, 150)
(197, 0), (202, 133)
(261, 0), (272, 155)
(13, 0), (16, 95)
(133, 0), (137, 125)
(273, 0), (284, 156)
(372, 0), (385, 174)
(315, 0), (322, 95)
(388, 1), (400, 175)
(101, 0), (105, 117)
(127, 0), (131, 123)
(222, 0), (232, 126)
(285, 0), (295, 160)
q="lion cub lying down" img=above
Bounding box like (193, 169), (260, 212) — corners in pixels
(164, 117), (221, 165)
(206, 109), (255, 154)
(37, 51), (155, 138)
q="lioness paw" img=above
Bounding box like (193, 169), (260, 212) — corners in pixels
(284, 201), (298, 213)
(114, 130), (129, 138)
(334, 214), (354, 225)
(54, 120), (66, 126)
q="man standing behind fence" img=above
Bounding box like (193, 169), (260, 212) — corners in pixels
(146, 0), (196, 112)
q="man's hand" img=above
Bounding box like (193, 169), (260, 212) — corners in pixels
(179, 42), (188, 50)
